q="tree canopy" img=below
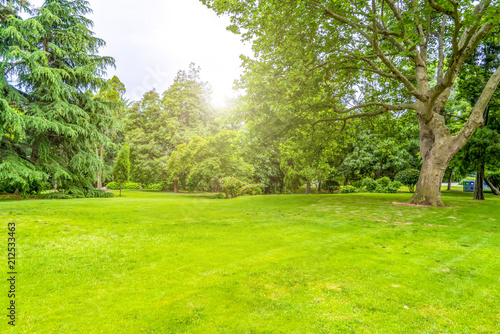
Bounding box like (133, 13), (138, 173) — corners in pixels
(202, 0), (500, 206)
(0, 0), (115, 193)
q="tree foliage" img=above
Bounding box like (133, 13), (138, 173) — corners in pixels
(112, 144), (130, 196)
(0, 0), (115, 192)
(202, 0), (500, 206)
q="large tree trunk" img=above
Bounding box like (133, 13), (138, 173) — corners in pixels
(173, 179), (179, 193)
(447, 167), (455, 191)
(317, 181), (322, 193)
(410, 148), (450, 206)
(305, 181), (311, 195)
(474, 164), (485, 201)
(485, 177), (500, 196)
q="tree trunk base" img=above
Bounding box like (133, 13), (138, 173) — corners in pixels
(409, 194), (445, 207)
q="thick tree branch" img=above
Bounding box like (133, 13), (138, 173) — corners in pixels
(311, 102), (416, 124)
(383, 0), (403, 21)
(454, 65), (500, 149)
(485, 178), (500, 196)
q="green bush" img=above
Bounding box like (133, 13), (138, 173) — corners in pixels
(220, 177), (247, 199)
(213, 193), (226, 199)
(66, 187), (86, 198)
(376, 177), (392, 188)
(351, 180), (363, 188)
(238, 184), (263, 196)
(123, 182), (141, 189)
(86, 190), (115, 198)
(39, 192), (74, 200)
(395, 169), (420, 192)
(361, 178), (377, 192)
(374, 177), (403, 193)
(144, 183), (162, 191)
(105, 182), (140, 190)
(323, 179), (340, 193)
(105, 182), (119, 190)
(39, 189), (115, 199)
(340, 185), (358, 194)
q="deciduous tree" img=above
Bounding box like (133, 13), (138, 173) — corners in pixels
(202, 0), (500, 206)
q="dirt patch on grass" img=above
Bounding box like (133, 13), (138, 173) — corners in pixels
(0, 194), (23, 200)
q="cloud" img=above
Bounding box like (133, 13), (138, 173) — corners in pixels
(30, 0), (252, 106)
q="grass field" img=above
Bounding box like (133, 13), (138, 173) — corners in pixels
(1, 190), (499, 333)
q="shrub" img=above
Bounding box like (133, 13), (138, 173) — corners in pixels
(213, 193), (226, 199)
(340, 185), (358, 194)
(220, 177), (247, 198)
(351, 180), (363, 188)
(86, 190), (115, 198)
(376, 177), (392, 188)
(395, 169), (420, 193)
(123, 182), (141, 189)
(238, 184), (263, 196)
(385, 181), (403, 193)
(39, 189), (115, 199)
(374, 177), (403, 193)
(106, 181), (140, 190)
(361, 178), (377, 192)
(323, 179), (340, 193)
(144, 183), (162, 191)
(39, 192), (74, 200)
(66, 187), (86, 198)
(105, 182), (119, 190)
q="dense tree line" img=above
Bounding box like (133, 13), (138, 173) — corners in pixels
(1, 0), (499, 206)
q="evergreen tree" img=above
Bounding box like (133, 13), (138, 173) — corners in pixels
(0, 0), (116, 192)
(112, 144), (130, 197)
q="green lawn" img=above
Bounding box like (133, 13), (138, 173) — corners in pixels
(1, 190), (499, 333)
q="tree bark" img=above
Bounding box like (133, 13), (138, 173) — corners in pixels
(173, 179), (179, 193)
(119, 183), (122, 197)
(98, 144), (104, 189)
(410, 114), (453, 207)
(317, 181), (322, 193)
(410, 149), (449, 206)
(485, 177), (500, 196)
(447, 167), (455, 191)
(474, 164), (485, 201)
(305, 181), (311, 195)
(375, 161), (384, 179)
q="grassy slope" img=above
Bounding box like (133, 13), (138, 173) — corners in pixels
(1, 191), (499, 333)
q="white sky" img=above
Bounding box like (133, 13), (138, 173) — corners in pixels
(29, 0), (252, 106)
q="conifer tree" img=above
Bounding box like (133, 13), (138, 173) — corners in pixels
(0, 0), (116, 192)
(112, 145), (130, 197)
